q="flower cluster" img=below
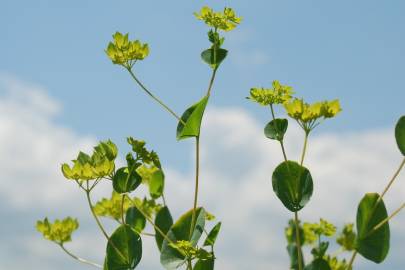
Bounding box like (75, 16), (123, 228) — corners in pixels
(36, 217), (79, 244)
(61, 140), (117, 181)
(93, 191), (132, 221)
(194, 6), (241, 31)
(248, 80), (294, 106)
(336, 223), (356, 251)
(169, 240), (213, 260)
(303, 219), (337, 242)
(105, 32), (149, 68)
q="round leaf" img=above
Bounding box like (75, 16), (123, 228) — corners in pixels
(106, 225), (142, 270)
(272, 161), (313, 212)
(177, 96), (209, 140)
(264, 118), (288, 141)
(193, 258), (214, 270)
(125, 207), (146, 233)
(149, 169), (165, 199)
(113, 167), (142, 194)
(355, 193), (390, 263)
(304, 258), (331, 270)
(155, 206), (173, 251)
(201, 48), (228, 68)
(395, 115), (405, 155)
(160, 208), (205, 269)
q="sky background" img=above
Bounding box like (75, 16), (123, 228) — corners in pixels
(1, 0), (405, 269)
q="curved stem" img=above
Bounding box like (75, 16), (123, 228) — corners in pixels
(126, 68), (185, 125)
(347, 251), (357, 270)
(59, 244), (102, 269)
(294, 211), (303, 270)
(206, 68), (218, 97)
(189, 136), (201, 240)
(379, 157), (405, 200)
(300, 132), (309, 166)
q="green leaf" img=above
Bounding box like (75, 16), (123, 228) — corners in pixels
(287, 244), (304, 270)
(177, 96), (209, 140)
(304, 258), (331, 270)
(113, 167), (142, 194)
(149, 169), (165, 199)
(125, 207), (146, 233)
(355, 193), (390, 263)
(160, 208), (205, 269)
(201, 48), (228, 68)
(272, 161), (313, 212)
(395, 115), (405, 155)
(203, 222), (221, 246)
(155, 206), (174, 251)
(264, 118), (288, 141)
(193, 258), (214, 270)
(106, 225), (142, 270)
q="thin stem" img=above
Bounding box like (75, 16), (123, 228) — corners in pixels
(121, 194), (125, 225)
(206, 68), (218, 97)
(372, 202), (405, 232)
(294, 211), (303, 270)
(162, 194), (167, 207)
(141, 232), (156, 237)
(300, 132), (309, 166)
(187, 258), (193, 270)
(126, 68), (185, 124)
(347, 251), (357, 270)
(189, 136), (201, 240)
(59, 244), (102, 269)
(269, 105), (289, 162)
(379, 157), (405, 201)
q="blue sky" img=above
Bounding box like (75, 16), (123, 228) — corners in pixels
(1, 1), (405, 269)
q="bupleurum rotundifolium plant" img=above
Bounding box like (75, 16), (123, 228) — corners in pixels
(36, 6), (241, 270)
(248, 81), (405, 270)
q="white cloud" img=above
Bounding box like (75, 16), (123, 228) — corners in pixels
(0, 75), (403, 270)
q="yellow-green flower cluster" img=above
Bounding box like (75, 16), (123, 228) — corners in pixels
(137, 164), (160, 185)
(303, 219), (337, 242)
(169, 240), (212, 260)
(324, 255), (351, 270)
(284, 98), (341, 123)
(105, 32), (149, 67)
(36, 217), (79, 244)
(249, 80), (294, 106)
(336, 223), (356, 251)
(94, 191), (132, 221)
(194, 6), (241, 31)
(131, 197), (162, 219)
(61, 140), (117, 181)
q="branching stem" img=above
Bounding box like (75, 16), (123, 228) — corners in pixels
(59, 244), (102, 269)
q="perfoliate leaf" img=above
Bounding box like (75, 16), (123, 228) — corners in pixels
(272, 161), (313, 212)
(177, 96), (209, 140)
(125, 207), (146, 233)
(155, 206), (174, 251)
(105, 225), (142, 270)
(201, 48), (228, 68)
(355, 193), (390, 263)
(395, 115), (405, 155)
(193, 257), (214, 270)
(113, 167), (142, 194)
(264, 118), (288, 141)
(287, 244), (304, 270)
(304, 258), (331, 270)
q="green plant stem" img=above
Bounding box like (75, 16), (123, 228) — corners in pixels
(189, 136), (201, 240)
(347, 251), (357, 270)
(300, 132), (309, 166)
(206, 67), (218, 96)
(121, 194), (125, 224)
(379, 157), (405, 200)
(126, 68), (185, 125)
(294, 211), (303, 270)
(59, 243), (102, 269)
(187, 258), (193, 270)
(372, 202), (405, 232)
(270, 104), (289, 162)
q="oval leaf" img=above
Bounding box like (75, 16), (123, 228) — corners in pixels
(193, 258), (214, 270)
(201, 48), (228, 68)
(106, 225), (142, 270)
(155, 206), (173, 251)
(113, 167), (142, 194)
(203, 222), (221, 246)
(304, 258), (331, 270)
(272, 161), (313, 212)
(177, 97), (209, 140)
(160, 208), (205, 269)
(355, 193), (390, 263)
(264, 118), (288, 141)
(149, 169), (165, 199)
(125, 207), (146, 233)
(395, 115), (405, 156)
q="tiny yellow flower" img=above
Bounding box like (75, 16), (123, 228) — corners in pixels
(323, 99), (342, 118)
(249, 80), (294, 106)
(194, 6), (242, 31)
(36, 217), (79, 244)
(284, 98), (304, 118)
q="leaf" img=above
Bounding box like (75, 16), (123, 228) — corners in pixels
(160, 208), (205, 269)
(355, 193), (390, 263)
(176, 96), (209, 140)
(264, 118), (288, 141)
(272, 161), (313, 212)
(304, 258), (331, 270)
(113, 167), (142, 194)
(106, 225), (142, 270)
(149, 169), (165, 199)
(155, 206), (174, 251)
(203, 222), (222, 246)
(125, 207), (146, 233)
(287, 244), (304, 270)
(201, 48), (228, 68)
(193, 258), (214, 270)
(395, 115), (405, 155)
